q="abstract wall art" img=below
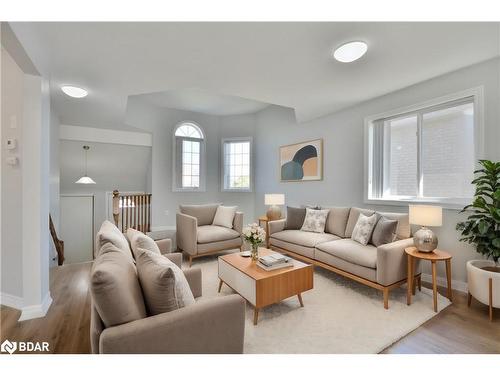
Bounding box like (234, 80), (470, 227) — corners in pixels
(280, 139), (323, 181)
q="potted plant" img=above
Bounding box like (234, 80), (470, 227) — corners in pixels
(242, 223), (266, 261)
(456, 159), (500, 319)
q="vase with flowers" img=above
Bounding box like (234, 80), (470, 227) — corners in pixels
(242, 223), (266, 261)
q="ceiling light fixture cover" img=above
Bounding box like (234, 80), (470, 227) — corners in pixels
(333, 41), (368, 63)
(75, 145), (96, 184)
(61, 85), (88, 98)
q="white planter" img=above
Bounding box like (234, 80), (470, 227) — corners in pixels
(467, 260), (500, 309)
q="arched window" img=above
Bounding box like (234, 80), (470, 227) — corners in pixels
(173, 122), (206, 191)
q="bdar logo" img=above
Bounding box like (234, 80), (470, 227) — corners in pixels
(1, 339), (17, 354)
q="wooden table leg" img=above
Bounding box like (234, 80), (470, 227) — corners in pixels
(218, 279), (223, 293)
(468, 291), (472, 307)
(432, 260), (438, 312)
(253, 308), (259, 325)
(418, 274), (422, 291)
(412, 275), (417, 295)
(407, 255), (413, 305)
(445, 259), (453, 302)
(297, 293), (304, 307)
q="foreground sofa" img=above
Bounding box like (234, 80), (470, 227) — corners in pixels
(268, 207), (421, 309)
(91, 221), (246, 354)
(177, 203), (243, 266)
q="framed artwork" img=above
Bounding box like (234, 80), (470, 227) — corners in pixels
(279, 139), (323, 182)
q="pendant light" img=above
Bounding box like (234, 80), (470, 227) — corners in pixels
(75, 145), (96, 184)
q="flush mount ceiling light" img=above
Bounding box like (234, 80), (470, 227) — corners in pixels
(75, 145), (96, 184)
(333, 41), (368, 63)
(61, 85), (88, 98)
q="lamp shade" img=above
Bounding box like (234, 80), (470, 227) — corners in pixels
(75, 176), (96, 184)
(409, 205), (442, 227)
(265, 194), (285, 206)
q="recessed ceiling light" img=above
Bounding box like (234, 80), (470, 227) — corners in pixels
(333, 41), (368, 63)
(61, 85), (88, 98)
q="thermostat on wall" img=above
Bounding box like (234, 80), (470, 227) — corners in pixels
(6, 138), (17, 150)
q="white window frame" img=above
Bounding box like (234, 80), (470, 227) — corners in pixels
(172, 122), (206, 192)
(364, 86), (484, 209)
(221, 137), (253, 192)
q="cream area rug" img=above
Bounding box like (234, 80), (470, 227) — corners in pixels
(190, 252), (451, 354)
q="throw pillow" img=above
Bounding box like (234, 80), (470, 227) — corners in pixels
(95, 220), (133, 260)
(351, 213), (378, 246)
(285, 206), (306, 230)
(135, 248), (195, 315)
(127, 228), (161, 258)
(300, 208), (330, 233)
(90, 249), (147, 327)
(212, 205), (237, 229)
(371, 216), (398, 247)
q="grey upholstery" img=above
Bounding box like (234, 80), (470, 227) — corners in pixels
(176, 205), (243, 261)
(270, 230), (338, 248)
(99, 295), (245, 354)
(197, 225), (240, 244)
(268, 206), (416, 308)
(91, 220), (246, 354)
(316, 239), (377, 269)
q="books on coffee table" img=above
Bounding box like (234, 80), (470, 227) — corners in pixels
(257, 253), (294, 271)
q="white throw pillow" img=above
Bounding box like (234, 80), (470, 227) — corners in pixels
(212, 205), (237, 229)
(351, 213), (378, 246)
(300, 208), (330, 233)
(135, 248), (195, 315)
(127, 228), (161, 258)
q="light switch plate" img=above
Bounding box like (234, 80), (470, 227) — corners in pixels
(6, 156), (19, 166)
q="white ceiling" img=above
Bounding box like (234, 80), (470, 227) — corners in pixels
(9, 22), (500, 129)
(133, 88), (270, 116)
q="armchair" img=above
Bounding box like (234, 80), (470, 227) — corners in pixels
(91, 252), (246, 354)
(176, 204), (243, 266)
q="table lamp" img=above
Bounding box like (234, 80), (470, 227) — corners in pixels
(265, 194), (285, 221)
(409, 205), (442, 253)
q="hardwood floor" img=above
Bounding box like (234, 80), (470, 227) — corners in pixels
(1, 262), (498, 354)
(1, 262), (92, 354)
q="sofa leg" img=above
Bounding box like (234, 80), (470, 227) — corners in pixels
(383, 288), (389, 309)
(218, 279), (223, 293)
(188, 255), (193, 268)
(468, 291), (472, 307)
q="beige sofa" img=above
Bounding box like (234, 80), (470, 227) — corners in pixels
(176, 203), (243, 266)
(268, 207), (421, 309)
(91, 221), (246, 354)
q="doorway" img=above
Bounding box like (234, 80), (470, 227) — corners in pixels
(60, 195), (95, 264)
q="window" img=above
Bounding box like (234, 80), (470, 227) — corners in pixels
(365, 88), (483, 207)
(222, 138), (252, 191)
(173, 122), (205, 191)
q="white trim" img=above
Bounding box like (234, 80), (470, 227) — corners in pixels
(18, 292), (52, 321)
(0, 292), (24, 310)
(60, 124), (152, 147)
(172, 121), (207, 192)
(364, 86), (484, 209)
(220, 136), (254, 193)
(421, 273), (468, 294)
(149, 225), (176, 232)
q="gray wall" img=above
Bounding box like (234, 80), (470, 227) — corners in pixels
(126, 100), (257, 229)
(1, 47), (24, 297)
(49, 107), (60, 267)
(254, 57), (500, 284)
(59, 140), (151, 236)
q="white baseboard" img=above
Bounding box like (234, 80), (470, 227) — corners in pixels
(421, 273), (468, 293)
(0, 292), (24, 310)
(18, 292), (53, 321)
(149, 225), (176, 232)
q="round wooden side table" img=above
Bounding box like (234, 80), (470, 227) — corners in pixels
(405, 246), (453, 312)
